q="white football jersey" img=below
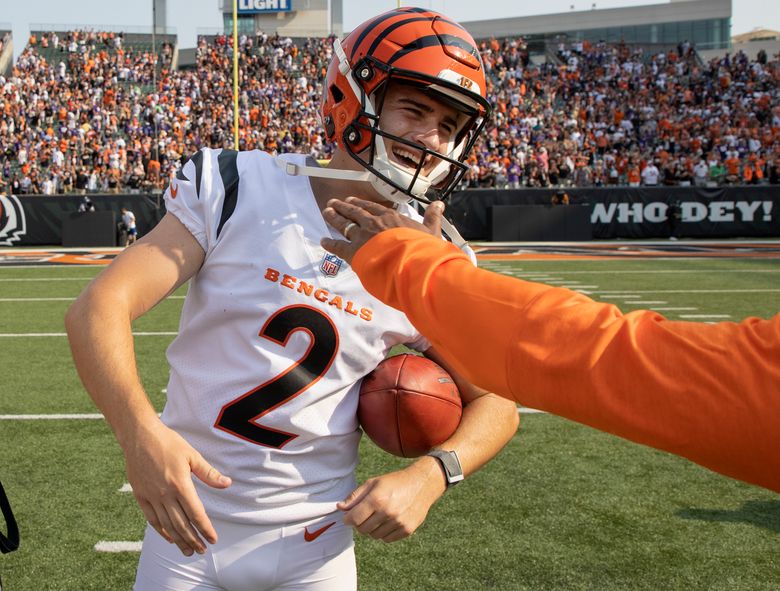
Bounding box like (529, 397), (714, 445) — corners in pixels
(162, 149), (429, 525)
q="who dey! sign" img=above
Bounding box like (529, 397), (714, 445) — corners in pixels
(237, 0), (292, 13)
(592, 200), (774, 224)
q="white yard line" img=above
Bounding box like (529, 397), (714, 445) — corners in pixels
(648, 307), (698, 311)
(94, 541), (143, 553)
(0, 297), (81, 302)
(0, 277), (95, 281)
(597, 289), (780, 294)
(0, 413), (104, 420)
(0, 332), (177, 337)
(625, 301), (667, 305)
(513, 269), (780, 275)
(679, 314), (732, 319)
(0, 296), (184, 302)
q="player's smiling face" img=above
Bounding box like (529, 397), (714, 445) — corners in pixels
(377, 83), (461, 177)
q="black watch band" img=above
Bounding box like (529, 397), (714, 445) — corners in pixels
(426, 449), (464, 488)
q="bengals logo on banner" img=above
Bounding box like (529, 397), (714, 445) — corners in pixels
(0, 194), (27, 246)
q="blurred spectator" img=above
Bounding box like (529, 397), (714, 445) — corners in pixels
(78, 195), (96, 212)
(642, 161), (660, 186)
(551, 189), (570, 205)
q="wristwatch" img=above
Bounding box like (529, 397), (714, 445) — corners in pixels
(426, 449), (464, 488)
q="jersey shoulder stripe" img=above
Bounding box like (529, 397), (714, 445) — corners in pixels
(176, 150), (204, 199)
(217, 150), (240, 238)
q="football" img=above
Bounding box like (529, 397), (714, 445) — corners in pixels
(358, 354), (463, 458)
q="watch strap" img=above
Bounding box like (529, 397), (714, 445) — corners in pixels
(426, 449), (464, 488)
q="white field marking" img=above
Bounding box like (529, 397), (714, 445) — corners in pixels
(119, 483), (133, 493)
(0, 265), (107, 270)
(625, 301), (668, 305)
(603, 295), (642, 298)
(0, 296), (185, 302)
(542, 279), (574, 284)
(0, 413), (104, 420)
(0, 331), (177, 337)
(518, 407), (546, 414)
(563, 285), (599, 289)
(505, 269), (780, 275)
(162, 388), (167, 393)
(0, 413), (161, 420)
(94, 541), (143, 553)
(597, 289), (780, 294)
(679, 314), (732, 319)
(0, 247), (123, 253)
(0, 277), (96, 282)
(0, 297), (75, 302)
(647, 307), (698, 311)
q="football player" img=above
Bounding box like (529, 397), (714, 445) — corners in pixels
(66, 8), (518, 590)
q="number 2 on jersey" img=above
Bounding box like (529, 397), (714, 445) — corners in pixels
(215, 305), (339, 448)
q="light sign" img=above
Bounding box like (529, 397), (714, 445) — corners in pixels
(237, 0), (292, 13)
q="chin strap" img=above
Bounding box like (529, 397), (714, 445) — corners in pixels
(276, 158), (372, 182)
(277, 157), (472, 255)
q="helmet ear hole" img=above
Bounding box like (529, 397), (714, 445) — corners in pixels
(324, 116), (335, 139)
(329, 84), (344, 104)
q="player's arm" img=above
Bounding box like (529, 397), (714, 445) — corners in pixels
(338, 348), (518, 543)
(347, 225), (780, 493)
(65, 213), (230, 556)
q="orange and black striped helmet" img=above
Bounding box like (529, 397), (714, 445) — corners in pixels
(321, 7), (492, 202)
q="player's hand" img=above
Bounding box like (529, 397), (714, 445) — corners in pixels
(337, 459), (446, 543)
(321, 197), (444, 264)
(122, 421), (231, 556)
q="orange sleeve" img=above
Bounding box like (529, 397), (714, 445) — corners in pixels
(352, 228), (780, 492)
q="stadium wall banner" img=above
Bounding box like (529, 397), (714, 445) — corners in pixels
(237, 0), (292, 14)
(3, 194), (164, 246)
(446, 186), (780, 240)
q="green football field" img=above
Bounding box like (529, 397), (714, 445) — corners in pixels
(0, 250), (778, 590)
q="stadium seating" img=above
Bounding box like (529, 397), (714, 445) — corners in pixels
(0, 30), (778, 195)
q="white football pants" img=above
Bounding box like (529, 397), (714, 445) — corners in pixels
(134, 512), (356, 591)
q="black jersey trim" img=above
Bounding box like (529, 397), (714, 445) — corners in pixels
(217, 150), (239, 238)
(176, 150), (204, 199)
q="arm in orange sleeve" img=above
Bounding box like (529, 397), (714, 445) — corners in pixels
(351, 228), (780, 493)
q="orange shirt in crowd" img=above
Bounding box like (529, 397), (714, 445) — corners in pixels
(352, 229), (780, 493)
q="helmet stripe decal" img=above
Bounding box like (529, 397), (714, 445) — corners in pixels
(365, 17), (434, 57)
(387, 34), (479, 66)
(349, 11), (410, 60)
(349, 7), (465, 60)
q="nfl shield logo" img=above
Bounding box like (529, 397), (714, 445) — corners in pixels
(320, 253), (344, 277)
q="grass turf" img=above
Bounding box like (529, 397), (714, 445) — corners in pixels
(0, 255), (778, 590)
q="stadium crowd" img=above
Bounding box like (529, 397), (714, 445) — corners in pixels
(0, 29), (778, 195)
